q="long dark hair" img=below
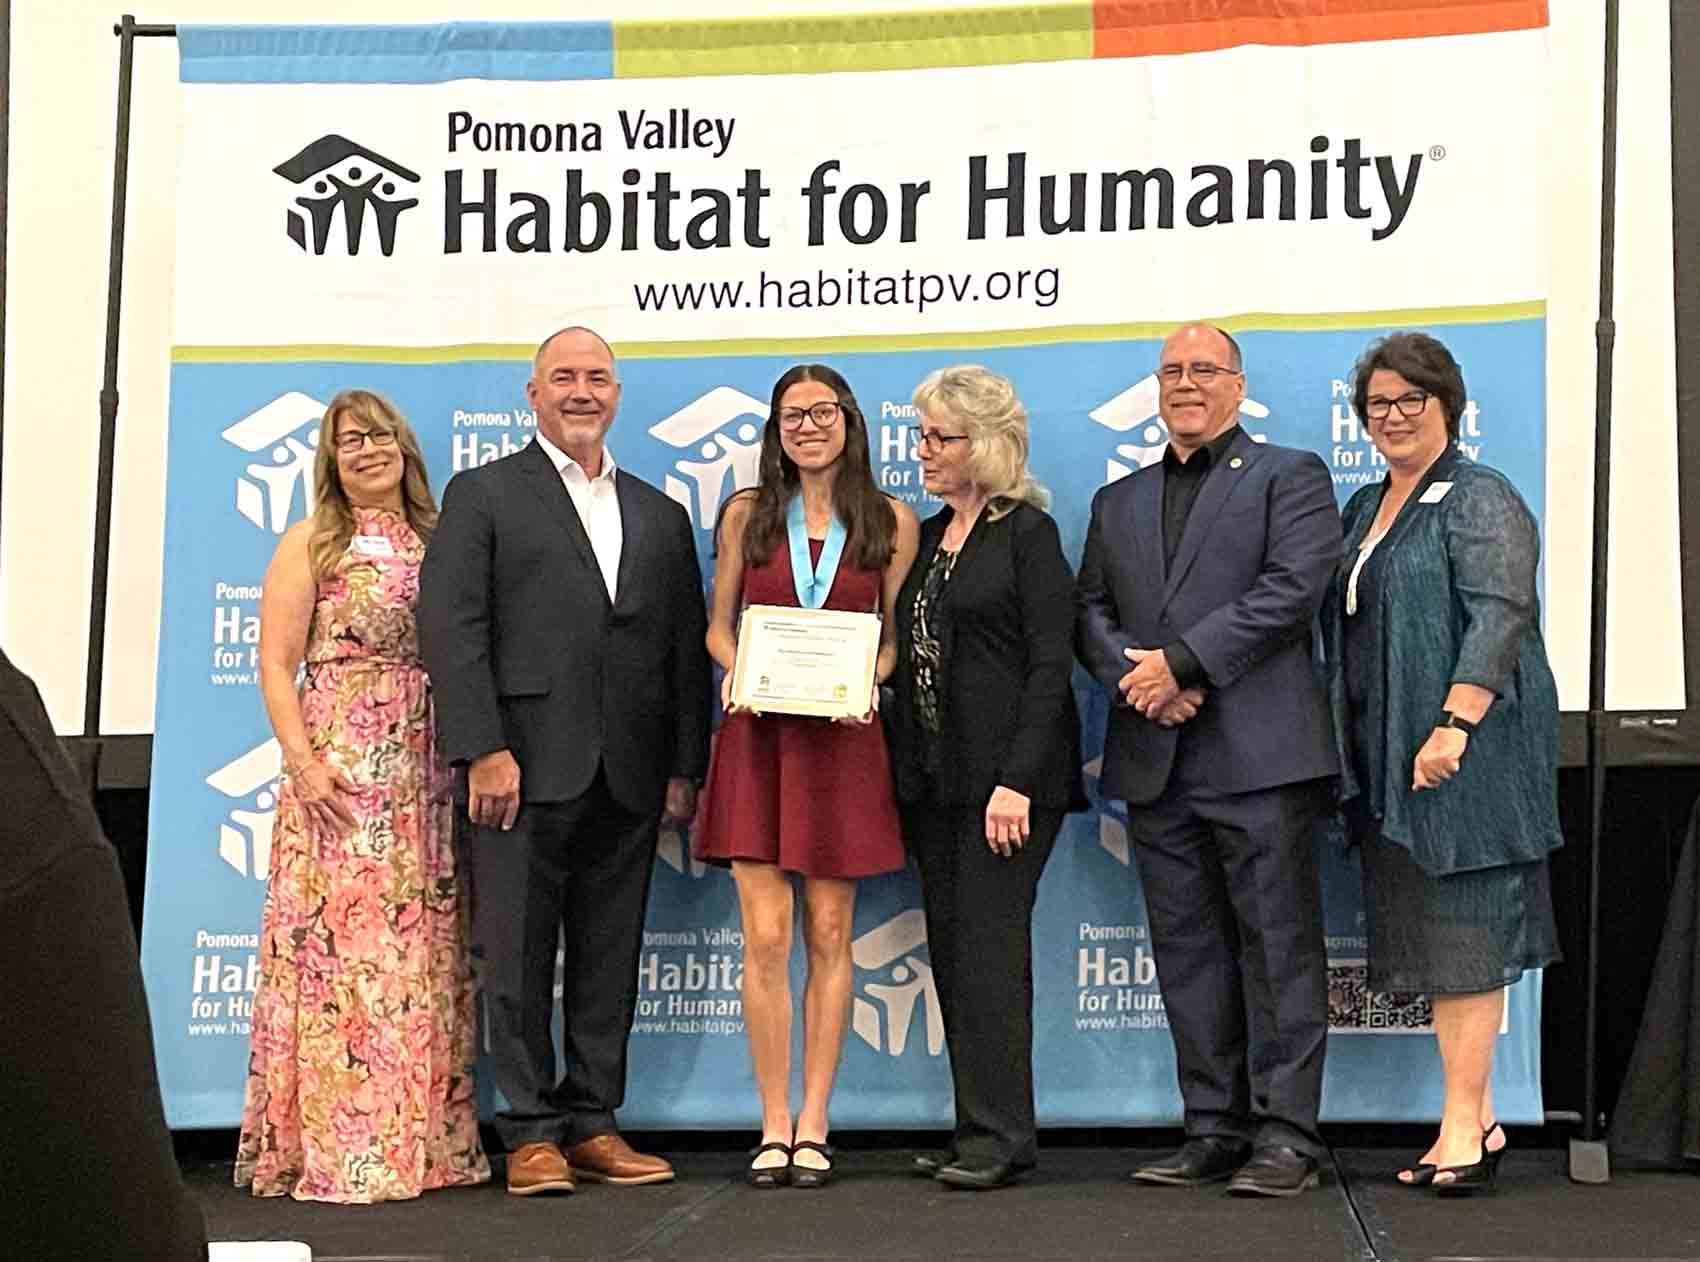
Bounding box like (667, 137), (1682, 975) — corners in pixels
(740, 364), (896, 570)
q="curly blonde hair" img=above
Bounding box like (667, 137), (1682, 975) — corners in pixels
(911, 365), (1048, 521)
(307, 389), (438, 579)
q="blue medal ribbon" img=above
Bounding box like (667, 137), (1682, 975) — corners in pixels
(787, 494), (847, 609)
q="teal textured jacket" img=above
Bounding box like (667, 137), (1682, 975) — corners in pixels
(1324, 449), (1563, 875)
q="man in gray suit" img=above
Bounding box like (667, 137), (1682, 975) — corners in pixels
(1076, 323), (1341, 1197)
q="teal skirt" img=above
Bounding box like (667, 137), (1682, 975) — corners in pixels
(1360, 831), (1561, 996)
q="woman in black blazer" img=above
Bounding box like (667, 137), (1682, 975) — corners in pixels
(890, 365), (1085, 1189)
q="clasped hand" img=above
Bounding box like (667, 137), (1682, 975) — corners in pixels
(1118, 647), (1205, 727)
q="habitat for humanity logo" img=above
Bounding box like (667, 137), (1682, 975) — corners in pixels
(648, 387), (767, 531)
(221, 392), (328, 533)
(850, 909), (943, 1057)
(273, 134), (421, 256)
(1088, 375), (1270, 484)
(206, 739), (282, 880)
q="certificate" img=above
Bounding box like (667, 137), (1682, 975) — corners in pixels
(730, 604), (881, 719)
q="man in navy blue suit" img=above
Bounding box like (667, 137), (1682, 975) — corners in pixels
(1076, 323), (1341, 1197)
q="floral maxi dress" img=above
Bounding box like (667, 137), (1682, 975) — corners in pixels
(235, 507), (489, 1202)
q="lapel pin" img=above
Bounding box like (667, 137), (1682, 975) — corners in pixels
(1229, 457), (1243, 469)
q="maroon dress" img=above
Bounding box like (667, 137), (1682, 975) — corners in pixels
(693, 538), (905, 879)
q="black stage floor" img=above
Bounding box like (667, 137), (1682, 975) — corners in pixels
(186, 1136), (1700, 1262)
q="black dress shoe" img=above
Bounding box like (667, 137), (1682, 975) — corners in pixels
(1226, 1145), (1321, 1198)
(1130, 1137), (1251, 1186)
(935, 1159), (1021, 1190)
(911, 1152), (954, 1177)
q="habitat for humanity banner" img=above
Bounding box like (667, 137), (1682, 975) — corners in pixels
(143, 3), (1551, 1127)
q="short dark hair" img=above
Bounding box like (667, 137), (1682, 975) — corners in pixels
(1350, 331), (1465, 440)
(1217, 327), (1243, 372)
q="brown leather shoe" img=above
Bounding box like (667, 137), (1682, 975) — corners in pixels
(506, 1141), (577, 1196)
(567, 1133), (676, 1185)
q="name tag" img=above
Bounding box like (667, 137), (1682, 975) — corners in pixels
(352, 534), (395, 557)
(1418, 481), (1453, 504)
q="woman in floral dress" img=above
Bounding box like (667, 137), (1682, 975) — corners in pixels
(236, 389), (488, 1203)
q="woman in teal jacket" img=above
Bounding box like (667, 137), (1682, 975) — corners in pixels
(1325, 332), (1562, 1196)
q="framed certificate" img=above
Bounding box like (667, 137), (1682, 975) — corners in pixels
(729, 604), (881, 719)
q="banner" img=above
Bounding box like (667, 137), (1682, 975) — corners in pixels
(143, 4), (1552, 1128)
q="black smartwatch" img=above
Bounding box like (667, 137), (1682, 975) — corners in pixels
(1437, 710), (1478, 735)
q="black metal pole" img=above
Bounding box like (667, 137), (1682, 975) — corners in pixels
(86, 15), (139, 742)
(1572, 0), (1619, 1185)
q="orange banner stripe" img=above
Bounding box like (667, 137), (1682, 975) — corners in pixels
(1094, 0), (1547, 59)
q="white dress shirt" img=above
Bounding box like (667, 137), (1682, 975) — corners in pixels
(533, 429), (622, 602)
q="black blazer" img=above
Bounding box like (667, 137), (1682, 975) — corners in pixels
(890, 501), (1086, 812)
(419, 437), (712, 811)
(1075, 431), (1340, 806)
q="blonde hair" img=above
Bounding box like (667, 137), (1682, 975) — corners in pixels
(911, 365), (1049, 521)
(308, 389), (438, 580)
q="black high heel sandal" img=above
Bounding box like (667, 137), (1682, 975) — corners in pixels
(1482, 1123), (1507, 1180)
(1400, 1123), (1503, 1189)
(1433, 1135), (1498, 1198)
(1395, 1161), (1437, 1188)
(746, 1141), (792, 1189)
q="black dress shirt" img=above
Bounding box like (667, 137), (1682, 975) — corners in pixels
(1160, 424), (1242, 689)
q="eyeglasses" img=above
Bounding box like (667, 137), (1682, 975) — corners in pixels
(1364, 390), (1431, 421)
(778, 401), (842, 431)
(1157, 361), (1242, 385)
(334, 429), (399, 454)
(909, 426), (969, 453)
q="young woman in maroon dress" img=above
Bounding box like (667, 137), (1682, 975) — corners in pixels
(693, 364), (919, 1187)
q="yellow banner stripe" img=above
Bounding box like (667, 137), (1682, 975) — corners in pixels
(611, 4), (1094, 79)
(171, 303), (1543, 364)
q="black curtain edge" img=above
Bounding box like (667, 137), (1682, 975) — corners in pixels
(1673, 0), (1700, 709)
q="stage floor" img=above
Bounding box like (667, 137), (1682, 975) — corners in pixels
(186, 1140), (1700, 1262)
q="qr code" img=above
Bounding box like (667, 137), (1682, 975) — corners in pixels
(1327, 960), (1433, 1033)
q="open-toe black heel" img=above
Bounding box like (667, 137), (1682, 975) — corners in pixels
(789, 1140), (834, 1189)
(1482, 1124), (1507, 1180)
(1433, 1143), (1496, 1198)
(746, 1141), (792, 1189)
(1395, 1162), (1437, 1188)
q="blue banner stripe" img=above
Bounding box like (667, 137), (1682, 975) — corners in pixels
(178, 23), (615, 84)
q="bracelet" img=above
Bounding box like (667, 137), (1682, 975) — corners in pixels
(1437, 710), (1477, 735)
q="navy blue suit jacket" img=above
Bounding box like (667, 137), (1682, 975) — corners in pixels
(1075, 429), (1341, 806)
